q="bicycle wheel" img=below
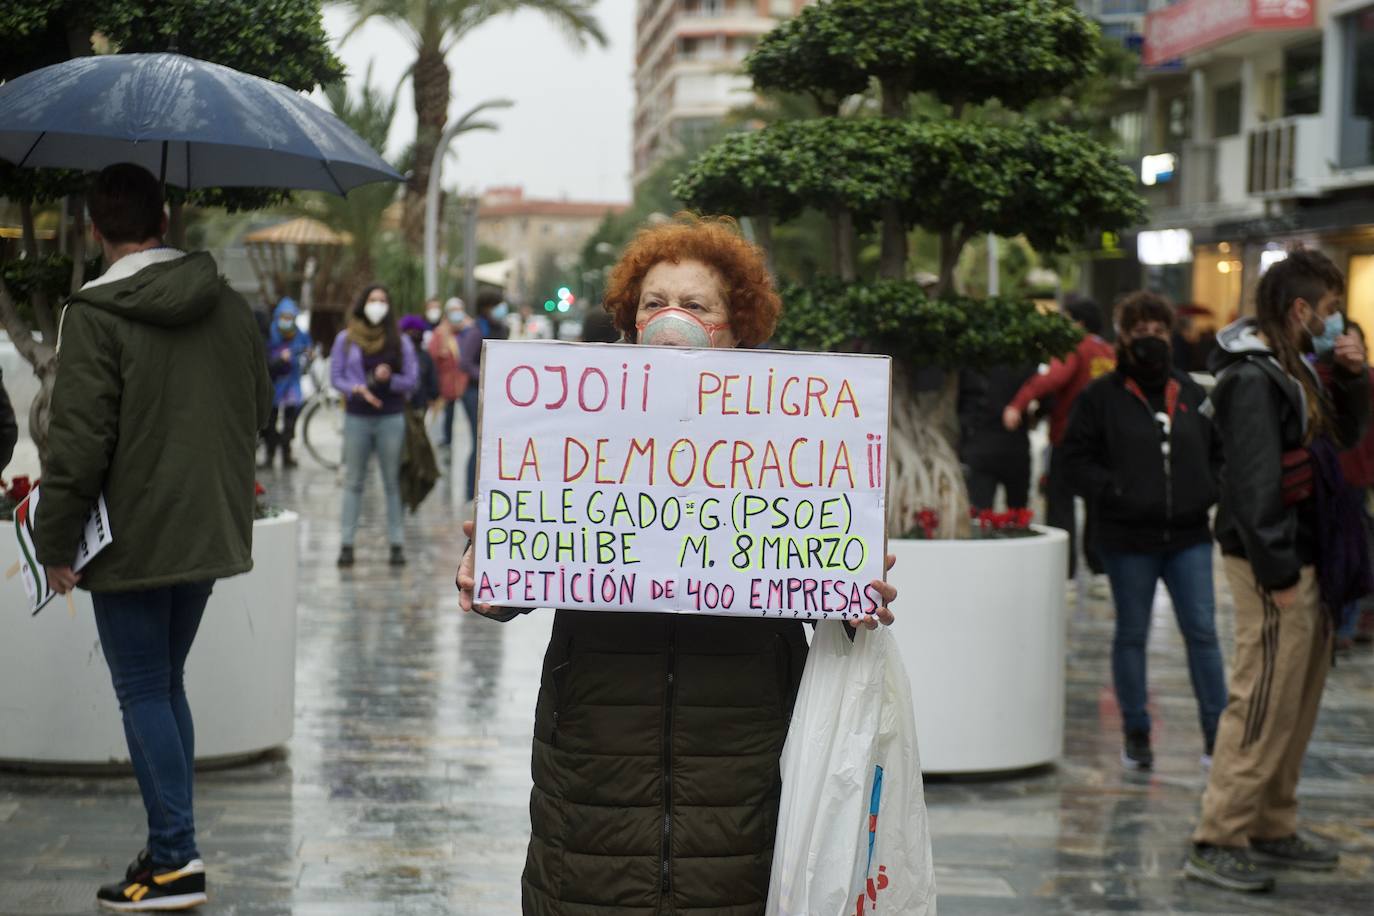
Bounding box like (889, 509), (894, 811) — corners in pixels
(301, 395), (345, 470)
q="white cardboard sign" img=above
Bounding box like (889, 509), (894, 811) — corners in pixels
(472, 340), (891, 620)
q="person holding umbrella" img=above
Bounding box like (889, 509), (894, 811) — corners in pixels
(35, 163), (271, 912)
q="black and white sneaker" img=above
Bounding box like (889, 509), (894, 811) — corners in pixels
(1122, 730), (1153, 771)
(97, 857), (207, 911)
(1185, 844), (1275, 893)
(1249, 833), (1340, 871)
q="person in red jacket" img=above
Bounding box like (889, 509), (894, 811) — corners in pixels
(1003, 296), (1117, 577)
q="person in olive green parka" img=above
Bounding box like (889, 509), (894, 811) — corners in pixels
(34, 163), (270, 912)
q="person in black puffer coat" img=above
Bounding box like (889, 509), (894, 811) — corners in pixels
(455, 216), (899, 916)
(1059, 292), (1226, 774)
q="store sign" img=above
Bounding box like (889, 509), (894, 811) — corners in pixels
(1138, 229), (1194, 266)
(1143, 0), (1314, 67)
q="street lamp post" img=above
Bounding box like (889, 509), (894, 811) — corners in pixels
(423, 99), (513, 301)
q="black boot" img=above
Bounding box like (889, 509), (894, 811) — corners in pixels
(281, 443), (298, 469)
(336, 546), (355, 568)
(389, 545), (406, 567)
(258, 443), (276, 470)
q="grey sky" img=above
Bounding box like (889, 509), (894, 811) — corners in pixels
(323, 0), (635, 205)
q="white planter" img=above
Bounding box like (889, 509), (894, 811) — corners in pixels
(0, 512), (299, 766)
(890, 526), (1068, 774)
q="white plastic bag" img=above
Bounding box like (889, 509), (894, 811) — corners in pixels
(767, 622), (936, 916)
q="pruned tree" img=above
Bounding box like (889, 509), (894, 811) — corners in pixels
(675, 0), (1144, 538)
(0, 0), (342, 462)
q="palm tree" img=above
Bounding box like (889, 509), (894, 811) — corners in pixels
(339, 0), (607, 246)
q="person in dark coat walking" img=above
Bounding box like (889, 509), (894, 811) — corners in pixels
(454, 216), (899, 916)
(1059, 292), (1227, 773)
(959, 363), (1036, 510)
(1186, 247), (1369, 892)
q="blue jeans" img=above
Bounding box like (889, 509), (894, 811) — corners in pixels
(341, 412), (406, 547)
(462, 385), (480, 501)
(1100, 542), (1228, 746)
(92, 582), (213, 865)
(441, 398), (457, 446)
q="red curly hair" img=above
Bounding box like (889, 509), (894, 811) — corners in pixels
(603, 214), (781, 347)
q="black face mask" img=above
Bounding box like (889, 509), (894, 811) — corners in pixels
(1127, 336), (1171, 386)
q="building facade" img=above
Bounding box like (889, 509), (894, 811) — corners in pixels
(1102, 0), (1374, 335)
(633, 0), (811, 184)
(475, 187), (628, 305)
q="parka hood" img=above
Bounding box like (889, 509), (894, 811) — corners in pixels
(75, 250), (222, 328)
(1208, 317), (1271, 374)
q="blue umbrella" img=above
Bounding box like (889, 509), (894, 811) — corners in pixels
(0, 52), (401, 195)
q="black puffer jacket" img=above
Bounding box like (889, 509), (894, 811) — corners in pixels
(0, 369), (16, 473)
(1059, 367), (1221, 554)
(1208, 319), (1370, 591)
(522, 609), (808, 916)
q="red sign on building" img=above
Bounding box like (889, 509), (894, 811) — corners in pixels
(1143, 0), (1316, 67)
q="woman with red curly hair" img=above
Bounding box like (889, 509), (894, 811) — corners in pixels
(456, 216), (897, 915)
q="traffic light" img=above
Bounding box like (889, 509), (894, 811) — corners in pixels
(555, 287), (574, 313)
(544, 299), (556, 312)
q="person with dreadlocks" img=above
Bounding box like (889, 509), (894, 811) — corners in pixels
(1186, 247), (1370, 893)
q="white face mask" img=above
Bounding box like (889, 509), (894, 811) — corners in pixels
(425, 308), (441, 324)
(363, 300), (389, 326)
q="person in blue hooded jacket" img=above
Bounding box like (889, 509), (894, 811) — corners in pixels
(261, 297), (312, 469)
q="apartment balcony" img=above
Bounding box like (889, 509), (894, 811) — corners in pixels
(1248, 115), (1324, 198)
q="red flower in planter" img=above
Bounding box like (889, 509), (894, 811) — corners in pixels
(254, 481), (267, 498)
(915, 508), (940, 539)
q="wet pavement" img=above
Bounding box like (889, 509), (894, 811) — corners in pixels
(2, 446), (1372, 914)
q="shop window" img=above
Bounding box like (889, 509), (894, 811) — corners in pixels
(1111, 110), (1144, 159)
(1283, 40), (1322, 117)
(1214, 83), (1241, 138)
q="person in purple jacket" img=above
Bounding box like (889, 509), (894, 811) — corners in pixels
(330, 285), (419, 568)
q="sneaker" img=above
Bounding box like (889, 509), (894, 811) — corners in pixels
(1201, 739), (1215, 772)
(1184, 844), (1275, 893)
(389, 545), (406, 567)
(97, 857), (207, 911)
(336, 546), (355, 568)
(1249, 833), (1339, 872)
(1122, 730), (1153, 771)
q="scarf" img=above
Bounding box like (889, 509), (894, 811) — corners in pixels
(346, 315), (388, 356)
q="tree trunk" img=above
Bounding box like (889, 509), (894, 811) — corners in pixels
(878, 78), (909, 281)
(752, 214), (774, 275)
(887, 364), (969, 540)
(168, 198), (187, 249)
(831, 206), (856, 281)
(0, 280), (58, 467)
(20, 198), (57, 341)
(68, 196), (86, 294)
(405, 45), (452, 249)
(19, 198), (38, 261)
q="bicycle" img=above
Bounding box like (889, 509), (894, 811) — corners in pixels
(299, 354), (345, 470)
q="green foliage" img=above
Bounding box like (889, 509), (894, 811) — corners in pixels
(750, 0), (1097, 112)
(101, 0), (343, 91)
(373, 238), (425, 313)
(0, 252), (100, 323)
(746, 10), (868, 112)
(775, 279), (1081, 371)
(677, 118), (1144, 250)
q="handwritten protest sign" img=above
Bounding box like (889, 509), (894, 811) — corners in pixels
(472, 341), (890, 619)
(10, 487), (112, 615)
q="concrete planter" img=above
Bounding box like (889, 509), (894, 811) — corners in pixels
(889, 526), (1068, 774)
(0, 512), (299, 766)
